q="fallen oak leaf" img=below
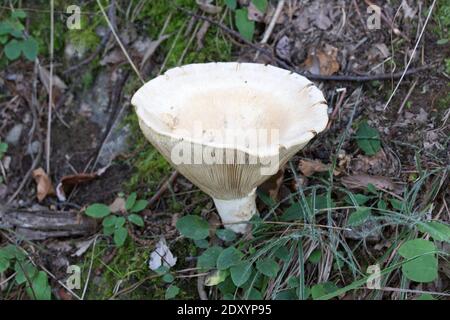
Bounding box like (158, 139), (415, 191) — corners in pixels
(139, 34), (170, 70)
(38, 65), (67, 92)
(32, 167), (55, 202)
(298, 159), (339, 177)
(55, 166), (109, 201)
(341, 174), (399, 193)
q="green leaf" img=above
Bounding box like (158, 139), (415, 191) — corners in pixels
(437, 39), (448, 45)
(274, 246), (290, 262)
(162, 273), (174, 283)
(165, 285), (180, 299)
(308, 250), (322, 264)
(398, 239), (438, 283)
(416, 293), (435, 300)
(230, 261), (252, 287)
(27, 271), (51, 300)
(0, 257), (9, 273)
(235, 9), (255, 41)
(344, 193), (371, 206)
(115, 216), (126, 228)
(252, 0), (268, 12)
(417, 221), (450, 242)
(15, 261), (37, 285)
(247, 288), (262, 300)
(355, 121), (381, 155)
(390, 198), (403, 210)
(155, 265), (169, 275)
(216, 247), (243, 270)
(216, 229), (237, 242)
(113, 226), (128, 247)
(311, 282), (339, 300)
(12, 10), (27, 19)
(128, 214), (144, 227)
(125, 192), (137, 210)
(377, 199), (387, 210)
(0, 245), (26, 260)
(197, 246), (223, 271)
(102, 215), (117, 228)
(256, 258), (280, 278)
(176, 215), (210, 240)
(194, 239), (209, 248)
(103, 225), (115, 236)
(131, 199), (148, 213)
(21, 37), (38, 61)
(275, 289), (298, 300)
(0, 142), (8, 154)
(4, 39), (21, 60)
(205, 270), (228, 286)
(280, 202), (303, 221)
(225, 0), (237, 10)
(347, 207), (371, 227)
(0, 22), (13, 35)
(85, 203), (110, 218)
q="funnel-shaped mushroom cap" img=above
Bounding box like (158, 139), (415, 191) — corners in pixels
(132, 62), (328, 200)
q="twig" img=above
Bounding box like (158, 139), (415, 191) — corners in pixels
(254, 0), (285, 60)
(177, 6), (431, 82)
(45, 0), (54, 175)
(397, 79), (417, 114)
(383, 0), (437, 110)
(96, 0), (144, 84)
(81, 235), (99, 300)
(326, 88), (347, 130)
(148, 170), (179, 207)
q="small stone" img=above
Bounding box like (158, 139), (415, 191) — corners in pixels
(5, 124), (24, 146)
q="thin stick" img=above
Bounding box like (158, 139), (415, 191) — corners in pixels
(148, 170), (179, 206)
(383, 0), (436, 110)
(178, 6), (431, 82)
(96, 0), (144, 84)
(254, 0), (285, 60)
(397, 79), (417, 114)
(45, 0), (54, 175)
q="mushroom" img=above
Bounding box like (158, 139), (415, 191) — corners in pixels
(132, 62), (328, 233)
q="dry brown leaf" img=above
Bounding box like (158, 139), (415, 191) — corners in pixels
(299, 159), (339, 177)
(259, 166), (285, 200)
(140, 34), (170, 70)
(196, 21), (210, 50)
(196, 0), (222, 14)
(109, 197), (126, 214)
(38, 66), (67, 92)
(303, 45), (340, 76)
(100, 49), (125, 66)
(316, 45), (340, 76)
(55, 166), (108, 201)
(341, 174), (397, 192)
(32, 167), (55, 202)
(248, 2), (265, 22)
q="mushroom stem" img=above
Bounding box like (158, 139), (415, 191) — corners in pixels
(212, 188), (258, 234)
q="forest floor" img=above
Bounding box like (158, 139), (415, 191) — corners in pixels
(0, 0), (449, 300)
